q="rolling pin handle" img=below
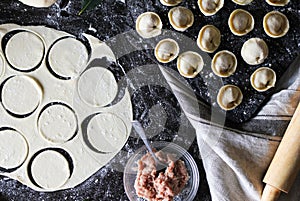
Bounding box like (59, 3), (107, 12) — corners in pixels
(261, 184), (281, 201)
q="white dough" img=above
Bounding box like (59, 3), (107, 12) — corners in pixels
(2, 75), (42, 115)
(78, 67), (118, 107)
(31, 150), (70, 189)
(49, 37), (88, 79)
(0, 129), (28, 169)
(87, 113), (127, 153)
(0, 24), (133, 192)
(6, 31), (44, 71)
(19, 0), (57, 8)
(241, 38), (269, 65)
(38, 104), (77, 143)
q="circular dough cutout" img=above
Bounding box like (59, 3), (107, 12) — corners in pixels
(160, 0), (182, 6)
(266, 0), (289, 6)
(177, 51), (204, 78)
(0, 129), (28, 169)
(168, 6), (194, 32)
(38, 103), (77, 143)
(31, 150), (70, 189)
(78, 67), (118, 107)
(232, 0), (253, 5)
(136, 12), (162, 39)
(198, 0), (224, 16)
(263, 11), (289, 38)
(48, 37), (88, 79)
(87, 113), (127, 153)
(1, 75), (42, 116)
(250, 67), (276, 92)
(5, 31), (44, 72)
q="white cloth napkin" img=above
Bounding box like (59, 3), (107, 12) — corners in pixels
(159, 57), (300, 201)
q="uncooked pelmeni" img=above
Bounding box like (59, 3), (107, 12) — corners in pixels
(241, 38), (269, 65)
(263, 11), (289, 38)
(232, 0), (253, 5)
(212, 50), (237, 77)
(31, 150), (70, 189)
(198, 0), (224, 16)
(0, 129), (28, 169)
(19, 0), (57, 7)
(78, 67), (118, 107)
(266, 0), (290, 6)
(154, 38), (180, 63)
(228, 9), (254, 36)
(48, 37), (88, 79)
(197, 25), (221, 53)
(217, 85), (243, 111)
(177, 51), (204, 78)
(136, 12), (162, 38)
(168, 6), (194, 32)
(160, 0), (182, 6)
(0, 24), (133, 192)
(5, 31), (44, 72)
(250, 67), (276, 92)
(1, 75), (42, 116)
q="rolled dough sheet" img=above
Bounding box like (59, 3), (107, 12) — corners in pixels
(0, 23), (132, 192)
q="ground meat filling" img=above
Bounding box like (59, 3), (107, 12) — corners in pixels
(134, 150), (189, 201)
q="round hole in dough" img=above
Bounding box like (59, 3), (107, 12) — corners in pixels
(0, 128), (28, 169)
(31, 150), (70, 189)
(1, 75), (42, 117)
(48, 37), (89, 79)
(38, 103), (78, 143)
(241, 38), (269, 65)
(87, 113), (127, 153)
(19, 0), (57, 7)
(78, 67), (118, 107)
(5, 31), (44, 72)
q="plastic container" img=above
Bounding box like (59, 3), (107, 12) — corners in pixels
(123, 141), (200, 201)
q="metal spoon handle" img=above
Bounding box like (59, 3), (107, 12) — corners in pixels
(132, 120), (157, 160)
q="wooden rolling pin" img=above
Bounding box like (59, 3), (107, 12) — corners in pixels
(261, 102), (300, 201)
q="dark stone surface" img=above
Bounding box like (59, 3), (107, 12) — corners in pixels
(0, 0), (299, 201)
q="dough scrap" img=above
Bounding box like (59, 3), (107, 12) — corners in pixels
(154, 38), (180, 63)
(0, 129), (28, 169)
(6, 31), (44, 71)
(197, 25), (221, 53)
(241, 38), (269, 65)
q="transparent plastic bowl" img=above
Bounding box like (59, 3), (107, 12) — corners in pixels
(123, 141), (200, 201)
